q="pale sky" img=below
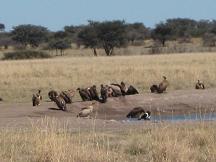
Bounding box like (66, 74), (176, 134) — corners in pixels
(0, 0), (215, 31)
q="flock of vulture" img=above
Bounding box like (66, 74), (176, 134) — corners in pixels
(32, 77), (205, 119)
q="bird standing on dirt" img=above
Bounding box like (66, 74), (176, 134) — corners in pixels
(32, 90), (42, 106)
(100, 84), (108, 103)
(111, 82), (139, 95)
(60, 89), (75, 104)
(195, 80), (205, 89)
(53, 95), (67, 111)
(150, 76), (169, 93)
(77, 102), (97, 118)
(158, 76), (169, 93)
(77, 88), (91, 101)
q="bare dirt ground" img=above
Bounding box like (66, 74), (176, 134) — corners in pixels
(0, 89), (216, 131)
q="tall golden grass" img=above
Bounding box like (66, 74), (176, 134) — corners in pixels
(0, 117), (215, 162)
(0, 52), (216, 102)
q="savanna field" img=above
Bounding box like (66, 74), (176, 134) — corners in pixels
(0, 52), (216, 102)
(1, 52), (216, 162)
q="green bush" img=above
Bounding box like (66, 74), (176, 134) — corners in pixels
(3, 50), (52, 60)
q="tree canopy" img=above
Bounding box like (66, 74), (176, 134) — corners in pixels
(12, 24), (49, 47)
(78, 22), (99, 56)
(152, 23), (172, 46)
(78, 20), (127, 56)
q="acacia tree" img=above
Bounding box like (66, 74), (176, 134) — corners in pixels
(78, 22), (99, 56)
(12, 24), (49, 47)
(48, 39), (71, 56)
(78, 20), (127, 56)
(47, 30), (71, 56)
(97, 20), (127, 56)
(166, 18), (197, 39)
(152, 23), (172, 46)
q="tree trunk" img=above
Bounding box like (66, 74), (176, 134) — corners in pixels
(109, 48), (113, 56)
(93, 48), (98, 56)
(55, 49), (58, 56)
(60, 49), (64, 56)
(162, 39), (166, 47)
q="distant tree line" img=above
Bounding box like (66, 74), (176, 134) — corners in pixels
(1, 18), (216, 56)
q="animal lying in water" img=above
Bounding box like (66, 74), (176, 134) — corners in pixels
(138, 111), (151, 120)
(32, 90), (42, 106)
(127, 107), (151, 120)
(126, 107), (145, 118)
(195, 80), (205, 89)
(77, 102), (97, 118)
(150, 76), (169, 94)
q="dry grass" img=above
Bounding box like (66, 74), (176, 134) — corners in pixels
(0, 117), (216, 162)
(0, 52), (216, 102)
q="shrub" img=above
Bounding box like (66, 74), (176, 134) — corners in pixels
(3, 50), (52, 60)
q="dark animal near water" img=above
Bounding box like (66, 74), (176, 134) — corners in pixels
(126, 107), (145, 118)
(138, 111), (151, 120)
(195, 80), (205, 89)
